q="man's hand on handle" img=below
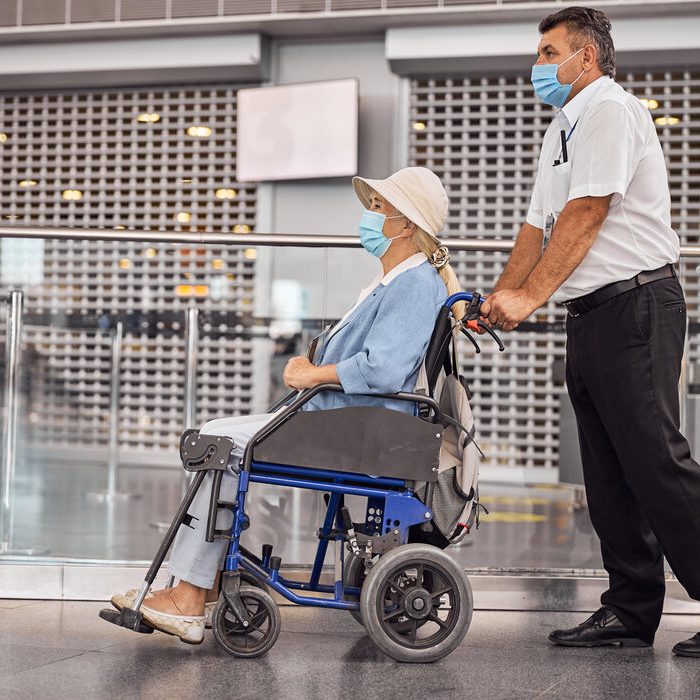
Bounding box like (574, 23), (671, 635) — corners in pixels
(481, 289), (540, 332)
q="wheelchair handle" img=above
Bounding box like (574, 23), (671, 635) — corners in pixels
(443, 291), (486, 308)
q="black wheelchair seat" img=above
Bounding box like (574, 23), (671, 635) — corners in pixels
(253, 406), (441, 483)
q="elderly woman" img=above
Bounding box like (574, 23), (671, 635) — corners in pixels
(111, 166), (464, 644)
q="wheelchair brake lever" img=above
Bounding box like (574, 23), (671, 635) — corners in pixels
(477, 319), (505, 352)
(340, 506), (360, 557)
(459, 326), (481, 354)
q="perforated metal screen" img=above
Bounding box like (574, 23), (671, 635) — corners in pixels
(409, 69), (700, 473)
(0, 84), (259, 454)
(0, 0), (668, 27)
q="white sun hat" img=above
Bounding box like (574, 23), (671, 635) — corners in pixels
(352, 167), (448, 245)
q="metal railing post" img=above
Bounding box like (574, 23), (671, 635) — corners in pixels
(1, 290), (49, 556)
(1, 291), (23, 552)
(86, 322), (140, 502)
(182, 306), (199, 498)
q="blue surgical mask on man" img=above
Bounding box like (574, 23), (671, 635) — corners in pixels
(359, 209), (406, 258)
(531, 47), (585, 109)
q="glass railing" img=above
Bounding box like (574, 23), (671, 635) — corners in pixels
(1, 228), (699, 583)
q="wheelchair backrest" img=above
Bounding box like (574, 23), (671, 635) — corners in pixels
(422, 306), (454, 397)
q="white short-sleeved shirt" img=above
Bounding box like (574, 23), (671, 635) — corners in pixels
(526, 76), (680, 302)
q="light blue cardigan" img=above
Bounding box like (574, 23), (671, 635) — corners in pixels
(306, 260), (447, 414)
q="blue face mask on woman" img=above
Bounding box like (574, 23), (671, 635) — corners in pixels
(359, 209), (406, 258)
(531, 47), (584, 108)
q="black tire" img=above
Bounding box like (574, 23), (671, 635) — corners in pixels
(212, 585), (281, 658)
(359, 544), (473, 663)
(240, 570), (268, 591)
(345, 552), (434, 635)
(343, 552), (366, 627)
(206, 571), (267, 630)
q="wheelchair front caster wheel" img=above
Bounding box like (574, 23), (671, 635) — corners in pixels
(359, 544), (473, 663)
(212, 586), (281, 658)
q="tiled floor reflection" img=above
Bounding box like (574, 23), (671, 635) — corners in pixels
(4, 457), (607, 570)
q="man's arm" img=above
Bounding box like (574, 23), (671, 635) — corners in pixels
(494, 222), (544, 292)
(482, 194), (612, 330)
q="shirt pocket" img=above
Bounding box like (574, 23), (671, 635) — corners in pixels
(549, 161), (572, 214)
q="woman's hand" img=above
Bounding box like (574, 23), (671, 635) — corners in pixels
(283, 356), (339, 390)
(283, 356), (315, 389)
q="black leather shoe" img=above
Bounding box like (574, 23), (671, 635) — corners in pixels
(673, 633), (700, 657)
(548, 607), (652, 648)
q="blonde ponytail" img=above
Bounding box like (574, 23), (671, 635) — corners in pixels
(413, 229), (466, 321)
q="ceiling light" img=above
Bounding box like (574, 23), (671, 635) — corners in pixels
(18, 179), (38, 187)
(655, 116), (680, 126)
(412, 121), (427, 131)
(62, 189), (83, 201)
(113, 225), (127, 230)
(137, 113), (161, 123)
(233, 224), (251, 234)
(179, 178), (193, 184)
(0, 133), (8, 143)
(144, 248), (157, 258)
(243, 248), (258, 260)
(186, 125), (212, 138)
(119, 258), (132, 269)
(175, 212), (192, 223)
(212, 259), (226, 270)
(176, 284), (209, 297)
(215, 188), (237, 200)
(5, 214), (19, 220)
(639, 98), (659, 110)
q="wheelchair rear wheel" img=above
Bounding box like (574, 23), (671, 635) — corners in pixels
(344, 552), (434, 636)
(212, 585), (281, 658)
(359, 544), (473, 663)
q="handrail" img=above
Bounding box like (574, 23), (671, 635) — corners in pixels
(3, 226), (700, 257)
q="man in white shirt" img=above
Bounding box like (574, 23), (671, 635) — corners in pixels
(481, 7), (700, 656)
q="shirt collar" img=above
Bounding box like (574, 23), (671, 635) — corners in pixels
(557, 76), (611, 129)
(379, 252), (429, 286)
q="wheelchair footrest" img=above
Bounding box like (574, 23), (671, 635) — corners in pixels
(98, 607), (154, 634)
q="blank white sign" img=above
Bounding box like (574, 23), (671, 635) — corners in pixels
(236, 79), (359, 182)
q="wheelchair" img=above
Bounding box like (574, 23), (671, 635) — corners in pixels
(99, 292), (504, 663)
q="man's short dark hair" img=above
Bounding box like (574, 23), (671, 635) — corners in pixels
(539, 6), (616, 78)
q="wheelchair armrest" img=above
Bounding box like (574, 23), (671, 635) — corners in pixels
(241, 383), (442, 473)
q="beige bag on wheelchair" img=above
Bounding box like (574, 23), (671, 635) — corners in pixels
(415, 341), (483, 544)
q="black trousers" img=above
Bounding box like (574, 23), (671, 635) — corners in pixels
(566, 277), (700, 644)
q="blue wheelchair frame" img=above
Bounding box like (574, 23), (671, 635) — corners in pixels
(209, 384), (441, 613)
(212, 291), (481, 613)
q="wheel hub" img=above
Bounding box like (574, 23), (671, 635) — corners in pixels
(404, 588), (432, 620)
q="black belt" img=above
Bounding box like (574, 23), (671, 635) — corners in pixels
(563, 264), (677, 318)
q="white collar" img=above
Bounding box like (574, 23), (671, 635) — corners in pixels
(379, 252), (428, 287)
(558, 76), (611, 129)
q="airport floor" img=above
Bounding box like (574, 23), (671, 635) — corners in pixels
(0, 599), (698, 700)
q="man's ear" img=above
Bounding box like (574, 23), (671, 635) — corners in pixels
(583, 43), (597, 70)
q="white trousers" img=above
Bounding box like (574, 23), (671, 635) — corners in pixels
(167, 412), (276, 589)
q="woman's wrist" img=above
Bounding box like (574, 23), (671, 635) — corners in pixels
(310, 363), (339, 387)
